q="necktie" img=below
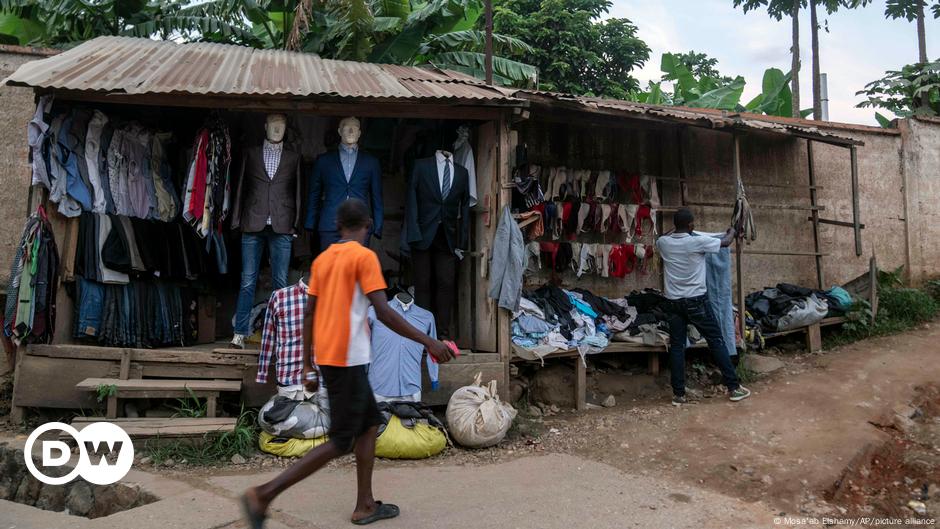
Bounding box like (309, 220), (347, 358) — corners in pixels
(442, 157), (452, 198)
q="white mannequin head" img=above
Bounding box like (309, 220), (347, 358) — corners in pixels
(265, 114), (287, 143)
(338, 117), (361, 146)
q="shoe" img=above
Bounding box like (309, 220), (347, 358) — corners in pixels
(672, 394), (687, 406)
(230, 334), (246, 349)
(729, 386), (751, 402)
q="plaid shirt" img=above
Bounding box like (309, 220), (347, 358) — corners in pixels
(262, 140), (282, 180)
(256, 279), (308, 385)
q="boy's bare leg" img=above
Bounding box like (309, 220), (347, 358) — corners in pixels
(351, 425), (380, 522)
(243, 440), (344, 518)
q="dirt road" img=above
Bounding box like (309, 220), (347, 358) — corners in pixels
(2, 324), (939, 528)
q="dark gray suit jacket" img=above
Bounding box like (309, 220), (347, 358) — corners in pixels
(231, 146), (302, 234)
(404, 157), (470, 252)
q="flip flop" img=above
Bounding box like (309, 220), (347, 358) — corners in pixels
(240, 494), (267, 529)
(351, 501), (400, 525)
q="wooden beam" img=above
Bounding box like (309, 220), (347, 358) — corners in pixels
(49, 90), (519, 120)
(657, 176), (824, 191)
(730, 249), (829, 257)
(682, 201), (826, 212)
(809, 217), (866, 229)
(733, 133), (746, 346)
(496, 119), (515, 393)
(28, 344), (257, 366)
(807, 140), (824, 289)
(850, 145), (862, 256)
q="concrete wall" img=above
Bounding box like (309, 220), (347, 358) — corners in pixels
(901, 117), (940, 285)
(0, 46), (57, 288)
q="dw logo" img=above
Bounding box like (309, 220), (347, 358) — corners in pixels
(23, 422), (135, 486)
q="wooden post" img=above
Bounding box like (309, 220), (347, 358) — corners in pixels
(9, 346), (26, 423)
(732, 134), (746, 345)
(206, 394), (218, 418)
(850, 145), (862, 257)
(574, 358), (586, 411)
(496, 118), (514, 393)
(484, 0), (494, 85)
(676, 127), (688, 207)
(807, 140), (824, 289)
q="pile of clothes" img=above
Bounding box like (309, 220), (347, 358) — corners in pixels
(29, 97), (181, 221)
(3, 208), (59, 346)
(74, 277), (188, 347)
(512, 285), (719, 361)
(746, 283), (854, 333)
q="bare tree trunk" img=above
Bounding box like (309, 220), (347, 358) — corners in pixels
(917, 0), (928, 63)
(811, 0), (822, 120)
(791, 0), (801, 118)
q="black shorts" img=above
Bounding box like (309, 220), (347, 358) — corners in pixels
(320, 364), (382, 453)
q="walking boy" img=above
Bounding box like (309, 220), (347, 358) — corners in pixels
(242, 198), (454, 527)
(655, 208), (750, 405)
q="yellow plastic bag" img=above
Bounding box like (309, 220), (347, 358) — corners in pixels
(258, 431), (328, 458)
(374, 416), (446, 459)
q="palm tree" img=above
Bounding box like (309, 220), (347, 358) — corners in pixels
(884, 0), (940, 64)
(733, 0), (804, 118)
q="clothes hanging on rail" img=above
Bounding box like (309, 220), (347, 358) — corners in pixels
(4, 208), (59, 345)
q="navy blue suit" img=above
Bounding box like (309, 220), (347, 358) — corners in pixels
(304, 149), (383, 248)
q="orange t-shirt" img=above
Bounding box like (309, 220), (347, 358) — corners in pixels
(307, 241), (387, 367)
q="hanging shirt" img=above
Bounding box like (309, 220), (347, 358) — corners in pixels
(453, 126), (477, 206)
(339, 143), (358, 182)
(367, 298), (439, 399)
(257, 279), (308, 386)
(28, 95), (53, 189)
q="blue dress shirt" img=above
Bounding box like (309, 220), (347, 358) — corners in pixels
(367, 298), (440, 399)
(339, 143), (358, 182)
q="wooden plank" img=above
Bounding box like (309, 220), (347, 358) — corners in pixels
(75, 378), (241, 392)
(139, 363), (246, 380)
(469, 120), (500, 353)
(683, 201), (826, 212)
(807, 140), (824, 290)
(110, 390), (219, 399)
(850, 145), (862, 257)
(657, 175), (825, 191)
(119, 350), (131, 380)
(13, 355), (116, 409)
(647, 352), (660, 376)
(733, 134), (747, 351)
(809, 217), (866, 229)
(496, 121), (515, 388)
(806, 323), (822, 353)
(574, 358), (586, 411)
(9, 345), (26, 423)
(206, 396), (217, 418)
(71, 417), (237, 438)
(106, 396), (118, 420)
(28, 344), (257, 365)
(730, 249), (829, 257)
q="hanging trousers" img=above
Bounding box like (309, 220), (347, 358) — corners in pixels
(412, 228), (456, 340)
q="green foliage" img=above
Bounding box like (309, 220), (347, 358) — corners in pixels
(489, 0), (650, 97)
(145, 408), (259, 466)
(829, 267), (938, 347)
(95, 384), (117, 403)
(856, 60), (940, 118)
(884, 0), (940, 21)
(666, 50), (734, 84)
(745, 68), (794, 117)
(172, 387), (208, 418)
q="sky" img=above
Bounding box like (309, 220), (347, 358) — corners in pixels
(606, 0), (940, 125)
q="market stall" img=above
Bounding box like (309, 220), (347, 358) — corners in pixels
(4, 36), (517, 428)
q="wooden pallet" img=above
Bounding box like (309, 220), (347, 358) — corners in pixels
(70, 417), (237, 438)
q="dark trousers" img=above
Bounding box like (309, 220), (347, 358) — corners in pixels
(412, 228), (456, 339)
(665, 295), (740, 396)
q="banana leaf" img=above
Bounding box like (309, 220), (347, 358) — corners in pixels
(429, 51), (537, 85)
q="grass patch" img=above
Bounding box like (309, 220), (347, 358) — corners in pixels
(144, 407), (259, 466)
(825, 268), (939, 348)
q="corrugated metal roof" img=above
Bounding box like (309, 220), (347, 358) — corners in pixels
(4, 36), (518, 103)
(519, 92), (869, 145)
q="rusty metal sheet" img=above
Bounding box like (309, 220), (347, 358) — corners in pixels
(4, 36), (519, 103)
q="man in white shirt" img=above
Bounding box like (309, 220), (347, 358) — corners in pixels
(655, 208), (751, 405)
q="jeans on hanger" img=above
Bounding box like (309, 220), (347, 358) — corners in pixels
(234, 227), (292, 336)
(665, 294), (740, 397)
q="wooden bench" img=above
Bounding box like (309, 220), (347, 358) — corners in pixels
(70, 417), (236, 438)
(762, 316), (847, 353)
(76, 378), (241, 419)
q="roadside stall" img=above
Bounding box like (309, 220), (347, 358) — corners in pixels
(4, 36), (516, 432)
(491, 93), (876, 410)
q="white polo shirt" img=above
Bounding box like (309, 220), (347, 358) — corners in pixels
(655, 232), (721, 300)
